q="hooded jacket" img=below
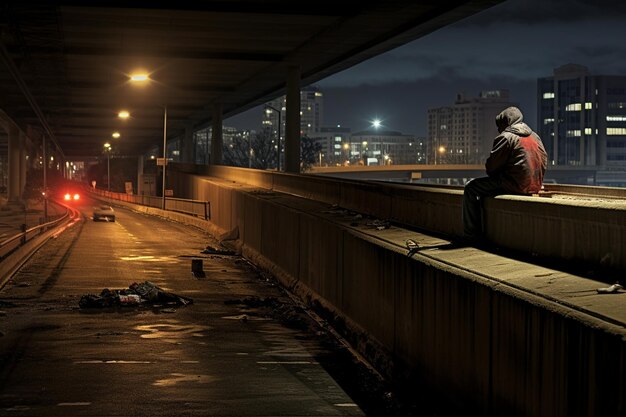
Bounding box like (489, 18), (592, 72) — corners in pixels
(485, 107), (547, 194)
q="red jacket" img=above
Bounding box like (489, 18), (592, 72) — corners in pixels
(486, 108), (547, 194)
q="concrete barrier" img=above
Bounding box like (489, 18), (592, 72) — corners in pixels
(138, 166), (626, 416)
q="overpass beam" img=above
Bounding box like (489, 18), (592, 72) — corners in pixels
(210, 103), (223, 165)
(284, 65), (301, 173)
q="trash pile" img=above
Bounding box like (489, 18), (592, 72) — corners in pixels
(79, 281), (193, 309)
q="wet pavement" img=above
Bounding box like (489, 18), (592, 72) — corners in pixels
(0, 196), (431, 416)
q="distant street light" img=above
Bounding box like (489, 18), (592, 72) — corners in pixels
(112, 132), (121, 139)
(118, 110), (130, 119)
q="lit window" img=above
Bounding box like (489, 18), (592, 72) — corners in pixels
(565, 103), (582, 111)
(544, 118), (554, 125)
(607, 128), (626, 135)
(585, 102), (593, 109)
(607, 116), (626, 122)
(584, 128), (592, 135)
(566, 130), (581, 137)
(543, 92), (555, 99)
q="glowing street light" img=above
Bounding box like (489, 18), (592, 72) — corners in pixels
(130, 72), (167, 210)
(112, 132), (121, 139)
(118, 110), (130, 119)
(130, 73), (149, 82)
(372, 119), (382, 129)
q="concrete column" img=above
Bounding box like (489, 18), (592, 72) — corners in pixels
(284, 65), (301, 173)
(8, 125), (21, 202)
(210, 103), (223, 165)
(137, 155), (144, 195)
(180, 123), (194, 163)
(19, 132), (27, 194)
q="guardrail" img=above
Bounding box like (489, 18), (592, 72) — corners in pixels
(91, 189), (211, 220)
(0, 202), (69, 262)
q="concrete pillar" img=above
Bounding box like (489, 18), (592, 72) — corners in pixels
(19, 131), (27, 194)
(284, 65), (301, 173)
(137, 155), (144, 195)
(210, 103), (223, 165)
(8, 125), (21, 202)
(180, 123), (194, 164)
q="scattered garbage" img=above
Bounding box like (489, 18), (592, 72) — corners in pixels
(79, 281), (193, 309)
(201, 246), (236, 256)
(596, 282), (623, 294)
(366, 220), (391, 230)
(405, 239), (420, 257)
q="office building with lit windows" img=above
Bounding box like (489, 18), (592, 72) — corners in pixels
(537, 63), (626, 167)
(263, 85), (324, 140)
(427, 90), (516, 164)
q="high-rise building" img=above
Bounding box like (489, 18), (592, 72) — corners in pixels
(427, 90), (516, 164)
(537, 63), (626, 167)
(263, 85), (324, 140)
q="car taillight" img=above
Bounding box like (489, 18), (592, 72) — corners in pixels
(64, 193), (71, 201)
(73, 193), (80, 200)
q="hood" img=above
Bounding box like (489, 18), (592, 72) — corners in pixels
(495, 106), (532, 136)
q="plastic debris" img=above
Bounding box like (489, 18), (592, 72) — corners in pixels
(79, 281), (193, 309)
(596, 282), (623, 294)
(366, 220), (391, 230)
(405, 239), (420, 257)
(201, 246), (236, 256)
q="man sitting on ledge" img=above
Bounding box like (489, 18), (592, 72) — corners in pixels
(462, 106), (548, 243)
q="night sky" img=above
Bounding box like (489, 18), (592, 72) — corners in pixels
(226, 0), (626, 137)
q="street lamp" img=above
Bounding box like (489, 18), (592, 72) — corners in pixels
(104, 142), (111, 194)
(265, 104), (282, 171)
(436, 146), (446, 165)
(129, 73), (168, 210)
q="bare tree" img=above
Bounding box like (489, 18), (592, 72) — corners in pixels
(223, 127), (277, 169)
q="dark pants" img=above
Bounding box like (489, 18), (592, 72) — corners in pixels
(462, 177), (505, 238)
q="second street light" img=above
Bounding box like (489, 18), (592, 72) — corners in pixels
(104, 142), (111, 194)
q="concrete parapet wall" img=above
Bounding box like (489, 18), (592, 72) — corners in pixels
(176, 166), (626, 270)
(160, 168), (626, 416)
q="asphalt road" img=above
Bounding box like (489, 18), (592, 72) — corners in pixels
(0, 196), (429, 417)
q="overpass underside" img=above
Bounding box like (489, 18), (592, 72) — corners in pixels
(152, 165), (626, 417)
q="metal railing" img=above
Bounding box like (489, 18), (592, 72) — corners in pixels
(91, 189), (211, 220)
(0, 203), (70, 261)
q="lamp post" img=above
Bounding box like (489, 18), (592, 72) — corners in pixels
(161, 106), (167, 210)
(265, 104), (281, 171)
(104, 142), (111, 194)
(128, 73), (167, 210)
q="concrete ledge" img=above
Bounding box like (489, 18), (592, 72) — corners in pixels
(174, 166), (626, 270)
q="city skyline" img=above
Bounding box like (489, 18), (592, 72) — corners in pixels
(226, 0), (626, 136)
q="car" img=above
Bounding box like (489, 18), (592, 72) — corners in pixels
(63, 192), (80, 202)
(93, 205), (115, 221)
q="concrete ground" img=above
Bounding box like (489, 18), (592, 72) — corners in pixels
(0, 196), (433, 417)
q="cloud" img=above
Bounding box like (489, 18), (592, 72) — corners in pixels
(459, 0), (626, 26)
(318, 17), (626, 88)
